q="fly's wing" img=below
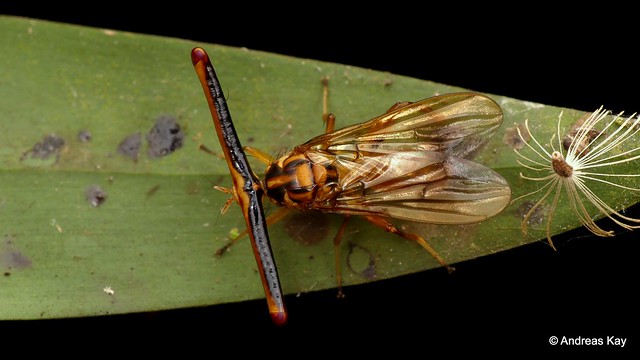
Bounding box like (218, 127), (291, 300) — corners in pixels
(298, 92), (502, 159)
(316, 151), (510, 224)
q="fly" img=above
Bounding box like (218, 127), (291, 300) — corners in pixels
(191, 47), (511, 325)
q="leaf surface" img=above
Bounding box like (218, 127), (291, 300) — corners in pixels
(1, 16), (638, 319)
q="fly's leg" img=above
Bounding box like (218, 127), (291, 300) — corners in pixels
(213, 185), (236, 214)
(325, 114), (336, 135)
(332, 215), (453, 298)
(198, 139), (273, 166)
(244, 146), (274, 165)
(215, 207), (290, 256)
(198, 143), (226, 159)
(385, 101), (414, 113)
(213, 145), (278, 255)
(321, 77), (336, 134)
(206, 145), (273, 230)
(364, 216), (455, 274)
(331, 216), (351, 298)
(321, 76), (414, 134)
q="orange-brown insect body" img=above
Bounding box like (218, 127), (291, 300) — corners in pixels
(264, 153), (340, 209)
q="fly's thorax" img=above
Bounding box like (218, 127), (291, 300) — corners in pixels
(264, 153), (340, 207)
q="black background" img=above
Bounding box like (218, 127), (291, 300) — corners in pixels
(1, 5), (637, 354)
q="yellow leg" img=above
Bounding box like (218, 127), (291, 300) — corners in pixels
(244, 146), (274, 165)
(364, 216), (455, 273)
(198, 143), (226, 159)
(384, 101), (413, 113)
(332, 216), (351, 298)
(321, 77), (335, 134)
(325, 114), (336, 134)
(215, 207), (290, 256)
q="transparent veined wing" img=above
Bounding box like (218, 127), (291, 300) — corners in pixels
(312, 150), (510, 224)
(298, 92), (502, 159)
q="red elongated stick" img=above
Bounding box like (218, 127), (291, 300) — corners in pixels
(191, 47), (287, 326)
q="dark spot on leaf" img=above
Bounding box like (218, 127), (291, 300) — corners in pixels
(185, 181), (201, 195)
(284, 213), (330, 245)
(146, 184), (161, 199)
(117, 132), (141, 161)
(77, 130), (92, 142)
(1, 235), (32, 271)
(515, 200), (547, 226)
(4, 272), (10, 277)
(346, 242), (376, 281)
(562, 113), (601, 157)
(146, 115), (184, 158)
(504, 123), (530, 150)
(85, 185), (107, 207)
(21, 133), (65, 161)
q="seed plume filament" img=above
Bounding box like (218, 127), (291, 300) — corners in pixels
(511, 107), (640, 247)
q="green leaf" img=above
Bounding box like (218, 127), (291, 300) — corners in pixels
(1, 16), (639, 319)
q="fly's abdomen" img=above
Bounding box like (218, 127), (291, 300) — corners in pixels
(264, 153), (339, 207)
